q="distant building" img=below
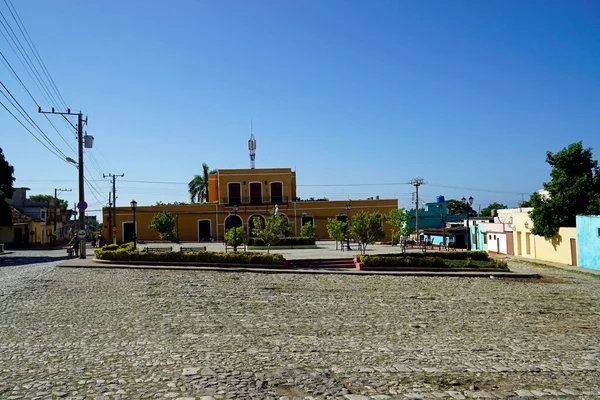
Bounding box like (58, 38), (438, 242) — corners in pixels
(103, 166), (397, 243)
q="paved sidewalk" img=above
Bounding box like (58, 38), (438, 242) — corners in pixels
(498, 254), (600, 276)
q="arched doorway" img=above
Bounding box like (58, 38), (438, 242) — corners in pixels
(247, 214), (265, 236)
(224, 215), (243, 234)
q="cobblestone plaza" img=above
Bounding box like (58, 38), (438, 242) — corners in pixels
(1, 249), (599, 399)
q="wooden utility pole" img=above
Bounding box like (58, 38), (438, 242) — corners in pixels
(39, 107), (88, 258)
(409, 177), (425, 242)
(103, 173), (124, 244)
(54, 188), (71, 246)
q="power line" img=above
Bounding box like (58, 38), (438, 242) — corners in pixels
(0, 79), (68, 158)
(0, 10), (60, 107)
(427, 183), (526, 195)
(0, 98), (68, 162)
(3, 0), (68, 109)
(0, 48), (75, 156)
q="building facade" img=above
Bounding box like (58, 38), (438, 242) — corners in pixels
(576, 215), (600, 270)
(103, 167), (398, 243)
(511, 211), (578, 266)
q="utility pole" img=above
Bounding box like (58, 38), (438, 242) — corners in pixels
(39, 107), (88, 258)
(409, 177), (425, 243)
(107, 192), (112, 242)
(54, 188), (71, 246)
(104, 173), (124, 244)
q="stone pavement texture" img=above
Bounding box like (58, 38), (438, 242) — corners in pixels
(1, 245), (599, 399)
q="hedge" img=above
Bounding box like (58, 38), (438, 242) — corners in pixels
(360, 254), (507, 269)
(370, 251), (490, 261)
(247, 237), (315, 246)
(94, 248), (285, 265)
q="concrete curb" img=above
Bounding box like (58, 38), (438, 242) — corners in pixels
(57, 258), (539, 278)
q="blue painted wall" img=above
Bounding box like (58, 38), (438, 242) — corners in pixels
(576, 215), (600, 270)
(423, 233), (457, 246)
(408, 202), (467, 229)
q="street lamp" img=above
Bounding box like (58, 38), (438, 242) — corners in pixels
(461, 196), (474, 251)
(233, 204), (239, 252)
(345, 203), (352, 250)
(130, 200), (137, 250)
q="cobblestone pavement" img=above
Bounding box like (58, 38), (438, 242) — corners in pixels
(1, 249), (599, 399)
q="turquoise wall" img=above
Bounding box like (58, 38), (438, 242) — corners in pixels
(408, 202), (467, 229)
(576, 215), (600, 270)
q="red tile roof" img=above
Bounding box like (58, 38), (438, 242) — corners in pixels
(11, 207), (36, 224)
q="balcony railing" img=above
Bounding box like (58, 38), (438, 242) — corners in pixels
(222, 196), (288, 206)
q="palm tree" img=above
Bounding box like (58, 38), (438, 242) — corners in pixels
(188, 163), (217, 203)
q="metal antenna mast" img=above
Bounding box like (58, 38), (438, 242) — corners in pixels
(248, 120), (256, 169)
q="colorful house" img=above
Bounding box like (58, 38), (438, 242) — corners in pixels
(103, 167), (398, 243)
(0, 207), (38, 246)
(511, 211), (578, 266)
(576, 215), (600, 270)
(0, 187), (68, 246)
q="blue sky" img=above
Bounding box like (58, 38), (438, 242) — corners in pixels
(1, 0), (599, 219)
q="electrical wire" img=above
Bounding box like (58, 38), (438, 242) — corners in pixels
(0, 79), (69, 159)
(0, 98), (70, 162)
(3, 0), (68, 109)
(0, 11), (59, 107)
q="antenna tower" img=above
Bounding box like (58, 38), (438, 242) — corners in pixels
(248, 121), (256, 169)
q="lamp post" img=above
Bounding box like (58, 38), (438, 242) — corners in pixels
(345, 203), (352, 250)
(461, 196), (474, 251)
(233, 204), (239, 252)
(130, 200), (137, 250)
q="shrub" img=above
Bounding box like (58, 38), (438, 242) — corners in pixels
(361, 255), (450, 269)
(491, 258), (508, 268)
(370, 251), (489, 261)
(360, 252), (500, 269)
(94, 248), (285, 265)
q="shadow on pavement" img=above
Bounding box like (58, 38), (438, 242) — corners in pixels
(0, 255), (72, 267)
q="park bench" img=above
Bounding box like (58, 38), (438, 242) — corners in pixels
(180, 246), (207, 252)
(144, 246), (172, 253)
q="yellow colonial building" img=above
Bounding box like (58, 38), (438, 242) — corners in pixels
(103, 167), (398, 243)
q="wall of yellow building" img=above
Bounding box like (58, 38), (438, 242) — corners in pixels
(534, 227), (577, 265)
(30, 221), (42, 244)
(104, 198), (398, 243)
(207, 174), (218, 203)
(511, 212), (577, 265)
(216, 168), (295, 204)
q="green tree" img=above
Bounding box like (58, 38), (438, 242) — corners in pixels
(300, 221), (316, 239)
(29, 194), (68, 209)
(148, 209), (177, 241)
(0, 148), (15, 228)
(519, 199), (532, 207)
(385, 208), (410, 244)
(326, 218), (347, 250)
(225, 226), (247, 249)
(529, 142), (600, 238)
(480, 202), (508, 217)
(188, 163), (217, 203)
(445, 199), (477, 216)
(251, 211), (292, 253)
(349, 211), (385, 255)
